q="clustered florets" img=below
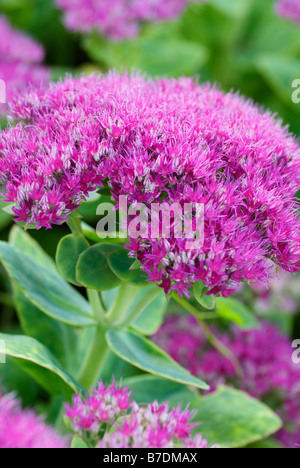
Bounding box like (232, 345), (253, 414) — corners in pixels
(276, 0), (300, 25)
(0, 15), (49, 108)
(0, 391), (66, 448)
(65, 381), (217, 448)
(1, 73), (300, 296)
(154, 316), (300, 447)
(56, 0), (205, 41)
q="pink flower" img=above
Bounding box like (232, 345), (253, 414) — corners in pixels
(65, 381), (217, 448)
(65, 381), (132, 436)
(56, 0), (205, 41)
(1, 73), (300, 296)
(0, 15), (49, 113)
(0, 391), (67, 448)
(154, 316), (300, 448)
(276, 0), (300, 25)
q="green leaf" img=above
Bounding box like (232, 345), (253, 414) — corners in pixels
(193, 282), (216, 310)
(255, 54), (300, 112)
(71, 437), (88, 449)
(9, 227), (78, 369)
(106, 329), (209, 390)
(56, 234), (89, 285)
(0, 333), (81, 399)
(0, 201), (12, 230)
(9, 225), (57, 273)
(247, 438), (284, 449)
(124, 375), (196, 408)
(131, 288), (167, 335)
(191, 386), (282, 448)
(0, 241), (95, 327)
(81, 222), (126, 245)
(84, 32), (208, 78)
(107, 248), (150, 287)
(76, 243), (121, 291)
(216, 297), (260, 330)
(13, 286), (77, 371)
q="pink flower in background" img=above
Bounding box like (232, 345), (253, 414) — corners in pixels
(0, 391), (67, 448)
(154, 316), (300, 447)
(276, 0), (300, 25)
(1, 73), (300, 296)
(0, 16), (45, 63)
(65, 381), (132, 436)
(0, 15), (49, 112)
(56, 0), (205, 40)
(66, 382), (217, 448)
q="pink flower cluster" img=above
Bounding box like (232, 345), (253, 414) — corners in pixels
(65, 381), (217, 448)
(276, 0), (300, 25)
(154, 317), (300, 447)
(0, 15), (49, 110)
(1, 73), (300, 296)
(56, 0), (204, 41)
(0, 390), (67, 448)
(65, 381), (132, 436)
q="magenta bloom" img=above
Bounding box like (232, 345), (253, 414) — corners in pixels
(0, 15), (49, 110)
(65, 381), (132, 436)
(56, 0), (205, 40)
(154, 317), (300, 447)
(65, 381), (217, 448)
(99, 401), (217, 448)
(276, 0), (300, 25)
(0, 391), (67, 448)
(1, 73), (300, 296)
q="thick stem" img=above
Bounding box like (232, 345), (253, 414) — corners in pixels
(105, 283), (139, 325)
(87, 289), (106, 325)
(114, 287), (162, 329)
(67, 215), (83, 237)
(77, 325), (109, 389)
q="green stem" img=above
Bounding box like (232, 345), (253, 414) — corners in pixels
(77, 325), (109, 389)
(67, 215), (83, 237)
(172, 293), (243, 378)
(87, 289), (106, 325)
(114, 287), (162, 329)
(105, 283), (139, 325)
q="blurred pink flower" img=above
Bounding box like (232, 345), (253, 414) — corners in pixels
(0, 15), (49, 113)
(276, 0), (300, 25)
(65, 381), (217, 448)
(154, 316), (300, 447)
(0, 391), (67, 448)
(56, 0), (206, 40)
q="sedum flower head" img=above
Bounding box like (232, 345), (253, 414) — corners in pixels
(98, 401), (217, 448)
(0, 391), (67, 448)
(65, 381), (132, 437)
(65, 381), (217, 448)
(154, 316), (300, 447)
(1, 73), (300, 296)
(56, 0), (205, 41)
(276, 0), (300, 25)
(0, 15), (49, 107)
